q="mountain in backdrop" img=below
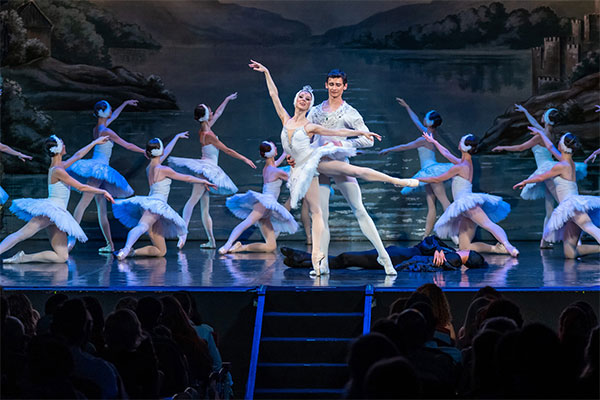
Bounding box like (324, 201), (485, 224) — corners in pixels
(93, 0), (311, 46)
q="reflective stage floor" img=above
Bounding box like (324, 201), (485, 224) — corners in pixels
(1, 240), (599, 290)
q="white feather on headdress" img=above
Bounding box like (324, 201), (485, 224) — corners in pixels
(558, 133), (573, 154)
(198, 104), (210, 122)
(262, 141), (276, 158)
(294, 85), (314, 109)
(49, 135), (64, 155)
(151, 138), (164, 157)
(459, 134), (473, 152)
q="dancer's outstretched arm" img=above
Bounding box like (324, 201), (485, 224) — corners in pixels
(379, 137), (426, 155)
(204, 134), (256, 169)
(160, 131), (189, 163)
(53, 168), (115, 203)
(492, 135), (540, 153)
(585, 148), (600, 164)
(63, 136), (110, 168)
(513, 163), (566, 189)
(249, 60), (290, 124)
(514, 104), (543, 130)
(306, 124), (381, 141)
(422, 132), (461, 164)
(107, 99), (138, 126)
(418, 165), (461, 184)
(210, 92), (237, 127)
(0, 143), (32, 161)
(528, 126), (561, 160)
(396, 98), (427, 132)
(101, 128), (145, 154)
(162, 167), (217, 191)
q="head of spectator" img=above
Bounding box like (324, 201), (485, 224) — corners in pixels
(2, 316), (28, 353)
(52, 298), (92, 348)
(480, 316), (518, 334)
(363, 356), (421, 399)
(136, 296), (163, 332)
(388, 296), (408, 316)
(471, 329), (503, 395)
(458, 296), (492, 349)
(482, 298), (523, 328)
(173, 291), (193, 318)
(371, 318), (402, 348)
(473, 286), (502, 301)
(187, 293), (204, 326)
(405, 291), (433, 309)
(45, 293), (68, 316)
(408, 302), (436, 342)
(104, 309), (144, 352)
(417, 283), (453, 330)
(495, 331), (520, 396)
(394, 308), (427, 352)
(83, 296), (105, 351)
(572, 301), (598, 327)
(8, 293), (39, 336)
(115, 296), (138, 312)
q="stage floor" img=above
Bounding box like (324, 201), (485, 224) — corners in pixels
(0, 241), (598, 290)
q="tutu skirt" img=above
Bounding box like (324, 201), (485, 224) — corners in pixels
(169, 157), (238, 195)
(68, 160), (134, 198)
(434, 193), (511, 239)
(226, 191), (298, 234)
(112, 196), (187, 238)
(0, 186), (8, 205)
(401, 162), (453, 195)
(9, 199), (87, 242)
(521, 162), (588, 200)
(543, 195), (600, 242)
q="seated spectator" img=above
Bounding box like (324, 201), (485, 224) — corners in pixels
(457, 296), (492, 349)
(83, 296), (106, 354)
(578, 326), (599, 399)
(36, 293), (68, 335)
(468, 329), (503, 397)
(363, 356), (421, 399)
(1, 316), (28, 398)
(8, 293), (39, 336)
(115, 296), (138, 312)
(481, 298), (524, 328)
(417, 283), (456, 345)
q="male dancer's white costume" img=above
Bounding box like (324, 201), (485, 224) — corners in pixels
(308, 102), (396, 274)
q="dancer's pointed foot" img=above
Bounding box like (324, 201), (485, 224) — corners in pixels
(200, 241), (216, 249)
(98, 244), (113, 254)
(392, 178), (420, 188)
(506, 244), (519, 258)
(311, 251), (325, 276)
(177, 235), (187, 250)
(319, 259), (330, 275)
(115, 248), (132, 261)
(229, 241), (243, 253)
(378, 256), (398, 276)
(4, 251), (25, 264)
(67, 236), (76, 252)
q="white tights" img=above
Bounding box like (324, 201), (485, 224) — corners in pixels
(0, 217), (69, 263)
(180, 184), (214, 246)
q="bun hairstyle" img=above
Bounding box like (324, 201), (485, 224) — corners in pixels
(424, 110), (442, 128)
(543, 108), (559, 126)
(146, 138), (164, 158)
(459, 134), (479, 155)
(558, 132), (580, 154)
(259, 141), (276, 158)
(45, 135), (64, 156)
(194, 104), (210, 122)
(94, 100), (111, 118)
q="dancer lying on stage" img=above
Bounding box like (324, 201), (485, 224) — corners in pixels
(67, 99), (145, 254)
(380, 98), (452, 238)
(169, 94), (256, 249)
(0, 143), (33, 205)
(492, 105), (586, 248)
(2, 136), (115, 263)
(418, 133), (519, 257)
(250, 59), (418, 276)
(113, 133), (216, 260)
(514, 128), (600, 259)
(281, 236), (487, 272)
(219, 141), (298, 254)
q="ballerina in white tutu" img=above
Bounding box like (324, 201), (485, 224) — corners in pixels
(113, 133), (216, 260)
(0, 143), (33, 205)
(492, 105), (587, 248)
(380, 98), (453, 237)
(1, 136), (115, 263)
(418, 132), (519, 257)
(219, 141), (298, 254)
(250, 59), (418, 275)
(67, 99), (145, 254)
(169, 93), (257, 249)
(514, 129), (600, 258)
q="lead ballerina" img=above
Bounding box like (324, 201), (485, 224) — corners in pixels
(418, 132), (519, 257)
(1, 136), (115, 263)
(250, 60), (418, 275)
(219, 141), (298, 254)
(514, 128), (600, 259)
(113, 133), (216, 260)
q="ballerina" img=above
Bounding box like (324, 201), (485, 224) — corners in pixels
(1, 136), (115, 263)
(380, 98), (453, 237)
(113, 133), (216, 260)
(514, 128), (600, 259)
(0, 143), (33, 205)
(418, 132), (519, 257)
(218, 141), (298, 254)
(67, 99), (145, 254)
(250, 59), (417, 275)
(168, 93), (256, 249)
(492, 105), (587, 248)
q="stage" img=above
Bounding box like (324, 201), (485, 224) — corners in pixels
(1, 240), (598, 290)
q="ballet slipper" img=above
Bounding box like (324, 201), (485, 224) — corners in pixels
(200, 241), (216, 249)
(218, 246), (229, 255)
(311, 251), (325, 276)
(177, 234), (187, 250)
(506, 245), (519, 258)
(116, 247), (132, 261)
(4, 251), (25, 264)
(378, 256), (398, 276)
(98, 244), (113, 254)
(229, 241), (243, 253)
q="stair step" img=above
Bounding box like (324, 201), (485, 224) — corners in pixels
(261, 337), (352, 342)
(262, 314), (363, 337)
(258, 363), (346, 367)
(256, 363), (347, 389)
(254, 388), (345, 399)
(258, 338), (352, 363)
(263, 312), (363, 317)
(265, 290), (365, 313)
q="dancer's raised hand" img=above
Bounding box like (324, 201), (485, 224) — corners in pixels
(514, 104), (526, 113)
(396, 98), (408, 108)
(422, 131), (436, 143)
(585, 149), (600, 164)
(527, 126), (544, 136)
(226, 92), (238, 101)
(18, 153), (33, 162)
(358, 131), (382, 141)
(595, 105), (600, 112)
(175, 131), (189, 140)
(124, 99), (139, 107)
(93, 136), (111, 146)
(103, 190), (115, 204)
(513, 180), (527, 190)
(249, 60), (268, 73)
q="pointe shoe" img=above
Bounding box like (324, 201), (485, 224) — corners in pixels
(177, 235), (187, 250)
(311, 252), (325, 276)
(98, 244), (113, 254)
(393, 178), (420, 188)
(200, 241), (216, 249)
(378, 256), (398, 276)
(67, 236), (76, 252)
(4, 251), (25, 264)
(229, 241), (243, 253)
(319, 259), (330, 275)
(507, 246), (520, 258)
(492, 242), (508, 254)
(115, 248), (131, 261)
(218, 246), (228, 255)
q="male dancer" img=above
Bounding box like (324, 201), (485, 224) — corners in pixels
(307, 69), (397, 275)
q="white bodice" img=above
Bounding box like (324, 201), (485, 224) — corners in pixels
(262, 180), (283, 199)
(201, 141), (219, 163)
(451, 176), (473, 199)
(553, 176), (578, 202)
(531, 144), (553, 167)
(92, 140), (113, 164)
(47, 168), (70, 208)
(417, 146), (437, 168)
(148, 178), (172, 202)
(281, 126), (312, 165)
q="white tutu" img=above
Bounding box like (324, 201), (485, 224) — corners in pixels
(226, 190), (298, 234)
(287, 144), (356, 209)
(112, 196), (187, 239)
(521, 161), (587, 200)
(434, 192), (511, 239)
(543, 195), (600, 242)
(68, 160), (134, 198)
(401, 162), (453, 195)
(0, 186), (8, 205)
(10, 199), (88, 242)
(169, 157), (238, 195)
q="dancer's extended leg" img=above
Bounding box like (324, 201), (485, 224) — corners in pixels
(458, 217), (497, 253)
(178, 183), (206, 249)
(318, 160), (418, 187)
(8, 225), (69, 263)
(465, 206), (519, 256)
(562, 219), (600, 258)
(199, 190), (215, 248)
(301, 199), (311, 244)
(431, 182), (451, 210)
(305, 177), (325, 275)
(0, 217), (51, 257)
(424, 185), (437, 237)
(219, 207), (265, 253)
(318, 174), (332, 272)
(540, 187), (555, 248)
(95, 194), (114, 252)
(134, 226), (168, 257)
(117, 211), (159, 259)
(235, 219), (277, 253)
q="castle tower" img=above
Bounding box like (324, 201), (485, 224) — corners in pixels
(565, 43), (581, 78)
(542, 37), (561, 79)
(584, 14), (600, 43)
(571, 19), (583, 44)
(531, 46), (543, 95)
